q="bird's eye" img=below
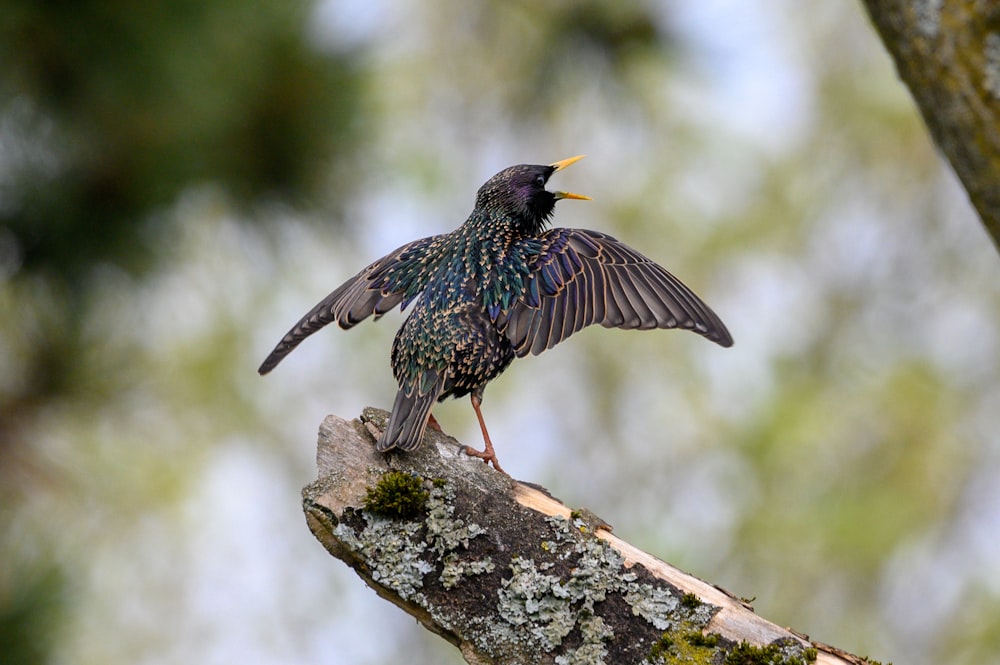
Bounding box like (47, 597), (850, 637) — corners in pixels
(534, 174), (546, 187)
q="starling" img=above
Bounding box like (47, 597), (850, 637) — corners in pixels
(259, 156), (732, 473)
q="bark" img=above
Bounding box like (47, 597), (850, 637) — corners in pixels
(861, 0), (1000, 250)
(303, 408), (875, 665)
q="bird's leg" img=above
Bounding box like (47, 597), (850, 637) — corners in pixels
(427, 412), (443, 433)
(463, 393), (507, 475)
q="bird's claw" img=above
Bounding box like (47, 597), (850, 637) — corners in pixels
(463, 445), (508, 475)
(426, 413), (443, 433)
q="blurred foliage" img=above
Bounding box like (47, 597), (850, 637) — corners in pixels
(1, 0), (366, 661)
(1, 0), (364, 282)
(0, 0), (365, 421)
(1, 2), (998, 665)
(0, 553), (65, 665)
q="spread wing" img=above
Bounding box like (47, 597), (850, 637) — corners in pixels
(497, 228), (733, 357)
(258, 234), (445, 374)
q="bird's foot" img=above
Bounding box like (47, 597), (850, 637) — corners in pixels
(463, 445), (508, 476)
(466, 393), (508, 474)
(427, 413), (443, 433)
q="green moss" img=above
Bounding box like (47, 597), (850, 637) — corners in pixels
(680, 592), (700, 609)
(685, 631), (720, 648)
(643, 622), (721, 664)
(363, 471), (429, 519)
(647, 633), (674, 659)
(725, 642), (782, 665)
(723, 640), (818, 665)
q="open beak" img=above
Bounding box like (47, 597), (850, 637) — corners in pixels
(549, 155), (592, 201)
(550, 155), (586, 172)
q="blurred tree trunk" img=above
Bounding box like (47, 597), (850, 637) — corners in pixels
(304, 409), (869, 665)
(862, 0), (1000, 251)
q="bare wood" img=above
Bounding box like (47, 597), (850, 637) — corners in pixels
(303, 409), (870, 664)
(861, 0), (1000, 250)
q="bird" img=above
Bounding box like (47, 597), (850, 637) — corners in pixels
(258, 155), (732, 474)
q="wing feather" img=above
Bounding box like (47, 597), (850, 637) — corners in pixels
(606, 269), (641, 329)
(618, 266), (659, 329)
(258, 234), (444, 374)
(501, 228), (732, 357)
(582, 258), (603, 327)
(570, 260), (586, 334)
(627, 265), (679, 327)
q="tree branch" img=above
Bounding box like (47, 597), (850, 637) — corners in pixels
(861, 0), (1000, 250)
(303, 409), (875, 665)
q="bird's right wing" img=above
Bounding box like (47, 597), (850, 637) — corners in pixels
(258, 234), (445, 374)
(498, 228), (733, 357)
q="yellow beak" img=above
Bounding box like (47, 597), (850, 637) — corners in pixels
(553, 191), (592, 201)
(549, 155), (591, 201)
(549, 155), (586, 172)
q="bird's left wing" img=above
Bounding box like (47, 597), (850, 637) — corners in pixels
(258, 234), (445, 374)
(497, 228), (733, 357)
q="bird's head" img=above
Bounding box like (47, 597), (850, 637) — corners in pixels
(474, 155), (591, 236)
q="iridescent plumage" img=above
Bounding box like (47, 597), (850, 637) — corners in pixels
(259, 156), (732, 472)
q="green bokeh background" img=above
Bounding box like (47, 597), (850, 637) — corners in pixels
(2, 2), (998, 664)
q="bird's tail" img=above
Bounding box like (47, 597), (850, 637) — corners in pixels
(378, 371), (447, 452)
